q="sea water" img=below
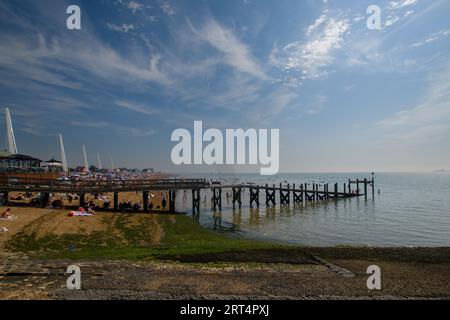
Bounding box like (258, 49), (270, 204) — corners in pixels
(174, 172), (450, 247)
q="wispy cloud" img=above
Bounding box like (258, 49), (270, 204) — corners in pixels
(383, 0), (419, 28)
(411, 28), (450, 47)
(191, 18), (268, 80)
(388, 0), (418, 10)
(71, 120), (157, 137)
(115, 0), (146, 14)
(106, 23), (136, 33)
(115, 100), (159, 116)
(158, 0), (175, 15)
(272, 13), (350, 82)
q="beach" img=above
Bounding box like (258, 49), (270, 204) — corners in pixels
(1, 206), (450, 300)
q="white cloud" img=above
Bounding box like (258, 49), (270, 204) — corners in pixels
(71, 120), (157, 137)
(273, 14), (350, 81)
(106, 23), (136, 33)
(192, 18), (268, 79)
(159, 0), (175, 15)
(115, 100), (159, 116)
(128, 0), (144, 13)
(411, 28), (450, 47)
(388, 0), (418, 10)
(115, 0), (145, 14)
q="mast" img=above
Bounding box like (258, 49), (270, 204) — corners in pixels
(82, 145), (89, 171)
(5, 107), (18, 154)
(97, 152), (103, 169)
(59, 134), (68, 172)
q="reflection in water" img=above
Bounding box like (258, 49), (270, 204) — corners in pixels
(249, 208), (260, 226)
(213, 210), (222, 230)
(232, 209), (242, 226)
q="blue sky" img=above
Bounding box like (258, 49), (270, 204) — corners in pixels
(0, 0), (449, 172)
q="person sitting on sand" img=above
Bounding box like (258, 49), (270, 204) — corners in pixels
(0, 208), (13, 219)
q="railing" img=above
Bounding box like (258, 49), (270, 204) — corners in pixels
(0, 177), (209, 192)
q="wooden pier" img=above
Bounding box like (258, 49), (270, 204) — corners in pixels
(0, 174), (375, 215)
(192, 174), (375, 216)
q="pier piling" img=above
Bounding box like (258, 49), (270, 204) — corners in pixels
(232, 187), (242, 209)
(142, 191), (149, 212)
(169, 190), (176, 213)
(192, 189), (200, 217)
(250, 187), (260, 208)
(113, 192), (119, 211)
(212, 188), (222, 211)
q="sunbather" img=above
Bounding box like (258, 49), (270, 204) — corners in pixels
(0, 208), (12, 219)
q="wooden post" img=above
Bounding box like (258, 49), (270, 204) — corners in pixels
(315, 183), (318, 201)
(2, 192), (8, 205)
(279, 183), (282, 204)
(169, 190), (176, 212)
(79, 193), (85, 208)
(356, 179), (360, 195)
(192, 189), (200, 217)
(364, 178), (368, 197)
(273, 184), (276, 205)
(249, 187), (260, 208)
(142, 191), (149, 212)
(334, 183), (338, 198)
(113, 192), (119, 211)
(42, 193), (50, 207)
(288, 183), (291, 203)
(348, 179), (352, 194)
(212, 188), (222, 211)
(371, 172), (375, 197)
(265, 184), (275, 206)
(232, 187), (242, 209)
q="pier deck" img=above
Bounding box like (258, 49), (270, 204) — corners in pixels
(0, 175), (374, 214)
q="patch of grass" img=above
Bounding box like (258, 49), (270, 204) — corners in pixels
(7, 214), (291, 261)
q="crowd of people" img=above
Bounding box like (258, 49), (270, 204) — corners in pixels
(59, 170), (164, 182)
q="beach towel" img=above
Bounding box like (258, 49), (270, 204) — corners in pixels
(68, 211), (93, 217)
(0, 216), (17, 221)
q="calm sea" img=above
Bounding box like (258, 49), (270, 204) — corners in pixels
(174, 173), (450, 247)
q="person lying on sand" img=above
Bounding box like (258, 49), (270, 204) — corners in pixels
(0, 208), (13, 219)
